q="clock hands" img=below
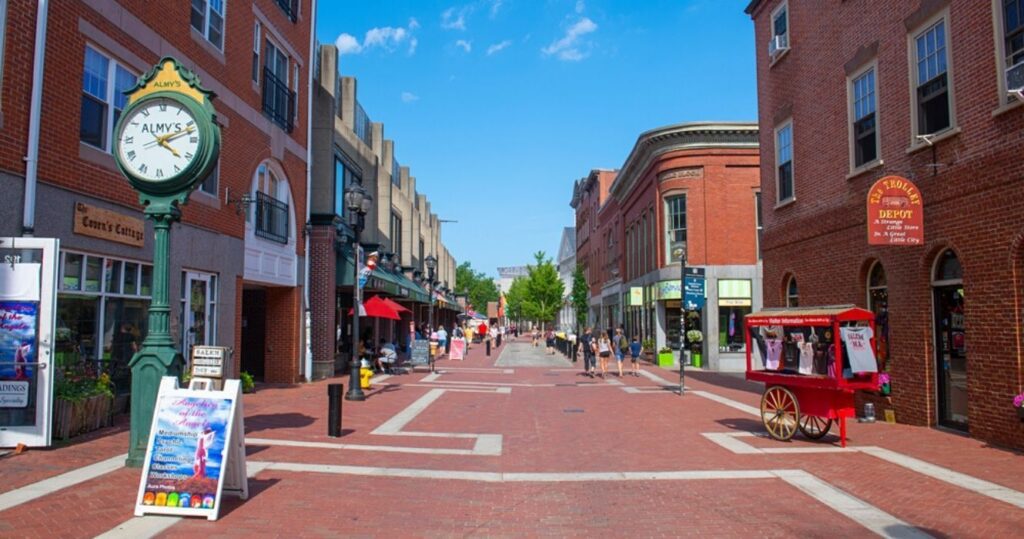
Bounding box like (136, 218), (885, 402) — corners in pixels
(142, 125), (197, 157)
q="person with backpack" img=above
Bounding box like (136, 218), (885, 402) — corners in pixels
(578, 327), (596, 377)
(628, 335), (643, 377)
(614, 328), (628, 377)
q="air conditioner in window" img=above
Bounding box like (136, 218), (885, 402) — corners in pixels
(768, 34), (789, 58)
(1006, 61), (1024, 102)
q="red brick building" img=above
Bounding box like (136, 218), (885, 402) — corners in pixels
(572, 124), (761, 371)
(747, 0), (1024, 448)
(0, 1), (311, 385)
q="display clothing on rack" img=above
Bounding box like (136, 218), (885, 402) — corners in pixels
(765, 338), (784, 370)
(798, 342), (815, 375)
(840, 326), (878, 373)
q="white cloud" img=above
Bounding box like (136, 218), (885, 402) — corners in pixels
(575, 0), (585, 14)
(401, 92), (419, 103)
(441, 6), (468, 30)
(542, 17), (597, 61)
(486, 40), (512, 55)
(335, 33), (362, 55)
(490, 0), (505, 18)
(455, 39), (472, 52)
(336, 20), (420, 56)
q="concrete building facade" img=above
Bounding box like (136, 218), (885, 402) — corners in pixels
(747, 0), (1024, 449)
(556, 227), (577, 332)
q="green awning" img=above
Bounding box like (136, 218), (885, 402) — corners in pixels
(336, 249), (430, 302)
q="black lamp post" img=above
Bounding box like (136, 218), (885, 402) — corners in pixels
(346, 183), (372, 401)
(425, 255), (437, 332)
(672, 244), (687, 397)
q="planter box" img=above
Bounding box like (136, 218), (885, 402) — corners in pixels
(53, 394), (113, 440)
(657, 352), (675, 368)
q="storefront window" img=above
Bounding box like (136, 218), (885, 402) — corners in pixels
(56, 251), (152, 391)
(867, 261), (889, 370)
(719, 279), (752, 352)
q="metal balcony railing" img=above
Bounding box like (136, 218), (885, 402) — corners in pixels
(262, 66), (296, 132)
(255, 191), (289, 244)
(276, 0), (298, 22)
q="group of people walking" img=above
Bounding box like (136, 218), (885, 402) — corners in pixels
(576, 326), (643, 378)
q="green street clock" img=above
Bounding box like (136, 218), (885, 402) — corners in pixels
(113, 57), (221, 199)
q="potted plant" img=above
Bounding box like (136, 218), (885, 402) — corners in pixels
(240, 371), (256, 394)
(641, 339), (655, 361)
(657, 346), (675, 368)
(686, 330), (703, 368)
(52, 365), (115, 440)
(878, 373), (891, 396)
(1014, 392), (1024, 421)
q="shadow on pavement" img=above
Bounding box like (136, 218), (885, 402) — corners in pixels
(245, 413), (317, 434)
(216, 477), (282, 518)
(684, 369), (764, 396)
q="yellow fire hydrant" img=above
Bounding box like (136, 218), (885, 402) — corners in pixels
(359, 359), (374, 389)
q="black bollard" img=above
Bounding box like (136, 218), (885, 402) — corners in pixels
(328, 383), (343, 437)
(486, 339), (491, 356)
(497, 334), (502, 347)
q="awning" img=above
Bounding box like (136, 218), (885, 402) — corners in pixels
(746, 305), (874, 325)
(336, 249), (429, 302)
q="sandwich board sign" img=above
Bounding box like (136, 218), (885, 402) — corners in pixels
(191, 346), (228, 386)
(134, 376), (247, 521)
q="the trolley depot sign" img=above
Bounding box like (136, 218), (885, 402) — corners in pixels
(867, 175), (924, 245)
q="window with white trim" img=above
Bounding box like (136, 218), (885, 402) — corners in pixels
(998, 0), (1024, 103)
(80, 46), (136, 151)
(913, 18), (952, 135)
(664, 195), (687, 264)
(190, 0), (225, 50)
(769, 2), (789, 57)
(775, 121), (793, 202)
(252, 20), (261, 82)
(851, 66), (878, 168)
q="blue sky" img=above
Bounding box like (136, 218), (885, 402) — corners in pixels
(317, 0), (757, 278)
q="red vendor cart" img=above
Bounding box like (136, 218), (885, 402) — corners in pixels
(744, 306), (880, 447)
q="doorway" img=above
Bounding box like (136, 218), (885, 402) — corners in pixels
(241, 288), (266, 380)
(182, 271), (216, 366)
(932, 250), (966, 431)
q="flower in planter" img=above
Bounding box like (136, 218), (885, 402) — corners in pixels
(1014, 392), (1024, 409)
(878, 373), (891, 388)
(685, 330), (703, 343)
(657, 346), (673, 355)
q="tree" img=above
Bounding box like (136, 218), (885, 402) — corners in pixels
(455, 261), (498, 314)
(521, 251), (565, 324)
(571, 265), (589, 330)
(504, 276), (527, 324)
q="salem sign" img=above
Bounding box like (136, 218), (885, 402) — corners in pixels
(867, 175), (924, 246)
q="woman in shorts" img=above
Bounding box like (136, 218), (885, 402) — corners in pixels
(596, 331), (611, 378)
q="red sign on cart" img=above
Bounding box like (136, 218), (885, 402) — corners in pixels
(867, 175), (923, 245)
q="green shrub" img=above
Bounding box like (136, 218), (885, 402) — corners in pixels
(55, 365), (114, 403)
(240, 371), (255, 393)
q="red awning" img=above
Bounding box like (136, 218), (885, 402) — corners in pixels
(380, 297), (410, 313)
(348, 296), (402, 320)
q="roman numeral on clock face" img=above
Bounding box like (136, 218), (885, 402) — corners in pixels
(124, 136), (133, 144)
(185, 152), (193, 160)
(190, 136), (198, 143)
(174, 165), (181, 173)
(159, 104), (167, 112)
(156, 169), (164, 178)
(127, 150), (136, 161)
(139, 164), (148, 173)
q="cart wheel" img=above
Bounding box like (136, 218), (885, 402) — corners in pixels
(798, 415), (833, 440)
(761, 386), (799, 441)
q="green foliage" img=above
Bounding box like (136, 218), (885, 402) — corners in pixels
(55, 365), (114, 403)
(658, 346), (673, 354)
(240, 371), (256, 393)
(455, 261), (499, 314)
(571, 265), (589, 329)
(504, 276), (528, 322)
(642, 339), (655, 352)
(520, 251), (565, 324)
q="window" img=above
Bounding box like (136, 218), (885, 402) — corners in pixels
(80, 46), (135, 151)
(775, 121), (794, 202)
(275, 0), (299, 22)
(913, 18), (952, 135)
(390, 212), (403, 259)
(769, 2), (789, 57)
(262, 39), (296, 131)
(252, 21), (261, 82)
(867, 261), (889, 370)
(997, 0), (1024, 103)
(755, 192), (763, 259)
(851, 66), (878, 167)
(333, 157), (346, 217)
(254, 164), (289, 243)
(180, 271), (218, 360)
(718, 279), (752, 352)
(199, 160), (219, 196)
(640, 214), (647, 275)
(190, 0), (225, 50)
(664, 195), (687, 264)
(786, 276), (799, 307)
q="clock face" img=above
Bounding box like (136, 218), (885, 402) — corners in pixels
(116, 97), (202, 182)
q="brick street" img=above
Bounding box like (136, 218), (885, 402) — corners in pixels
(1, 335), (1022, 538)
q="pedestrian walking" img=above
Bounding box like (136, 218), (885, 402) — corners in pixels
(437, 325), (448, 359)
(532, 327), (540, 347)
(628, 335), (643, 377)
(596, 331), (611, 378)
(545, 328), (556, 355)
(577, 327), (596, 377)
(614, 328), (627, 377)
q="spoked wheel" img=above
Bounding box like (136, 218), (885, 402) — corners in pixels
(798, 415), (833, 440)
(761, 385), (800, 441)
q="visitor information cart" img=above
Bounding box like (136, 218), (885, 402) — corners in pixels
(744, 306), (879, 447)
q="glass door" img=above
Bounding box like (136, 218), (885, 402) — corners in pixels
(182, 272), (212, 366)
(0, 238), (58, 447)
(934, 285), (967, 430)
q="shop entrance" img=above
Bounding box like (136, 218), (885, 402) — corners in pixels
(241, 288), (267, 381)
(932, 250), (967, 431)
(182, 271), (216, 363)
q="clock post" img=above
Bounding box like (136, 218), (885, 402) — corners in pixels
(115, 58), (222, 467)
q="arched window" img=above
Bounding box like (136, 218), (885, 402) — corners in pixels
(933, 249), (963, 283)
(249, 161), (290, 244)
(867, 261), (889, 369)
(786, 276), (799, 307)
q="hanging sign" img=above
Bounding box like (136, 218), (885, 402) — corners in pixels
(135, 377), (247, 521)
(684, 275), (706, 311)
(867, 175), (924, 245)
(191, 346), (227, 379)
(73, 203), (145, 247)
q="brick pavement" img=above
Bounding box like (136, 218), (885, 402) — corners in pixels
(1, 337), (1022, 537)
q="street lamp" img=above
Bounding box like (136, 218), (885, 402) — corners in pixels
(672, 244), (687, 397)
(425, 254), (437, 330)
(346, 183), (372, 401)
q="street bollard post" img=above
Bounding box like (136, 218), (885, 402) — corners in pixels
(328, 383), (343, 437)
(486, 339), (491, 356)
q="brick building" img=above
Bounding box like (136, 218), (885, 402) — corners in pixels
(309, 44), (459, 379)
(747, 0), (1024, 448)
(0, 1), (312, 386)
